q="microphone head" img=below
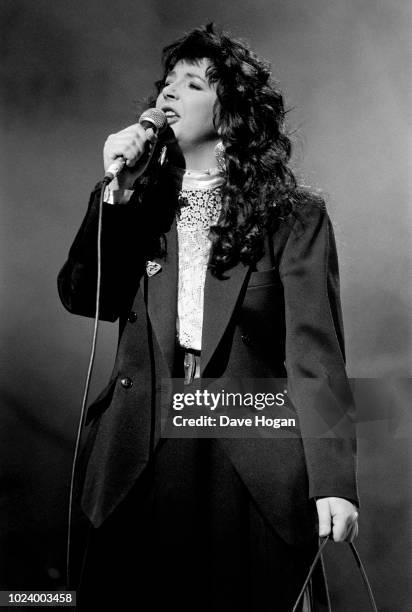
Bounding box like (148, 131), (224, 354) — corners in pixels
(139, 108), (167, 135)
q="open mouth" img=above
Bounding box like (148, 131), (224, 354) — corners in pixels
(163, 108), (180, 120)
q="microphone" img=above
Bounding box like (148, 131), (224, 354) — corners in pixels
(103, 108), (167, 182)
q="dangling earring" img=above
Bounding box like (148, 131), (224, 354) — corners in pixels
(159, 145), (167, 166)
(214, 140), (226, 172)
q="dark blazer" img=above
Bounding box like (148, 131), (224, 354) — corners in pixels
(58, 181), (359, 546)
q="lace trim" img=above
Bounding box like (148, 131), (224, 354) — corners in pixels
(176, 186), (222, 350)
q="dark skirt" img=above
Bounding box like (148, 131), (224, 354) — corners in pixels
(74, 436), (330, 611)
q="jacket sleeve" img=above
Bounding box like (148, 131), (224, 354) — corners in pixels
(279, 200), (359, 507)
(57, 182), (145, 322)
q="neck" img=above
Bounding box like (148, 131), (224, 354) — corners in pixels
(166, 139), (219, 172)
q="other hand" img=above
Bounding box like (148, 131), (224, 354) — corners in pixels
(315, 496), (359, 543)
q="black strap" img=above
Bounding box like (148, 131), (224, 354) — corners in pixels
(292, 535), (378, 612)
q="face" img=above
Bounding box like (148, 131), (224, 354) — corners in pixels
(156, 58), (219, 150)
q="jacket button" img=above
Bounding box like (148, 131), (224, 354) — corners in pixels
(128, 311), (137, 323)
(120, 377), (133, 389)
(241, 334), (251, 345)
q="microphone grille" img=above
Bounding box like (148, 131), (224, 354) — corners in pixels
(139, 108), (167, 133)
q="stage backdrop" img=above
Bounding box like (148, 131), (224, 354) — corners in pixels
(1, 1), (411, 609)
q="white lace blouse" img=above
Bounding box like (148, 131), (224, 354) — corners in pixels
(169, 165), (224, 351)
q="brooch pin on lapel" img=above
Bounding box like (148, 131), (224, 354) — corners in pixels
(146, 260), (162, 277)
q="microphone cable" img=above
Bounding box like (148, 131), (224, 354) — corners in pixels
(63, 108), (166, 595)
(65, 178), (109, 591)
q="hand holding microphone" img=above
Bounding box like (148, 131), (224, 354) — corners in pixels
(103, 108), (167, 188)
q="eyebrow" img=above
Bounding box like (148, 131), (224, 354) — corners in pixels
(166, 70), (207, 83)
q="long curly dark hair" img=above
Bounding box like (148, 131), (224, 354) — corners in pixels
(137, 23), (320, 277)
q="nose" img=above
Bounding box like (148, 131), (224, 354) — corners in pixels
(162, 82), (179, 100)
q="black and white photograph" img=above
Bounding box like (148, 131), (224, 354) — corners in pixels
(1, 1), (410, 610)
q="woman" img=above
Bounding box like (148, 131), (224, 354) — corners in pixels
(58, 24), (359, 611)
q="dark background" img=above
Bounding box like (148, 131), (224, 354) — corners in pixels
(1, 1), (411, 610)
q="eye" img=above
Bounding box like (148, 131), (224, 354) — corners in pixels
(189, 82), (202, 90)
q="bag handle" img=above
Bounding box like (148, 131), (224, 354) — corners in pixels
(292, 535), (378, 612)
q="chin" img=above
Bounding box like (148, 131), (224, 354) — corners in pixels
(169, 124), (179, 137)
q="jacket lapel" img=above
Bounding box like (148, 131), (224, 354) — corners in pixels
(139, 217), (178, 376)
(140, 209), (252, 378)
(201, 259), (251, 376)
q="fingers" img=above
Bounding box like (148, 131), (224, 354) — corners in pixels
(103, 123), (157, 172)
(331, 511), (350, 541)
(145, 127), (157, 144)
(316, 498), (332, 538)
(333, 507), (359, 543)
(316, 497), (359, 543)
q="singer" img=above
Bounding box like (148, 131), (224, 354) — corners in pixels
(58, 24), (359, 611)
